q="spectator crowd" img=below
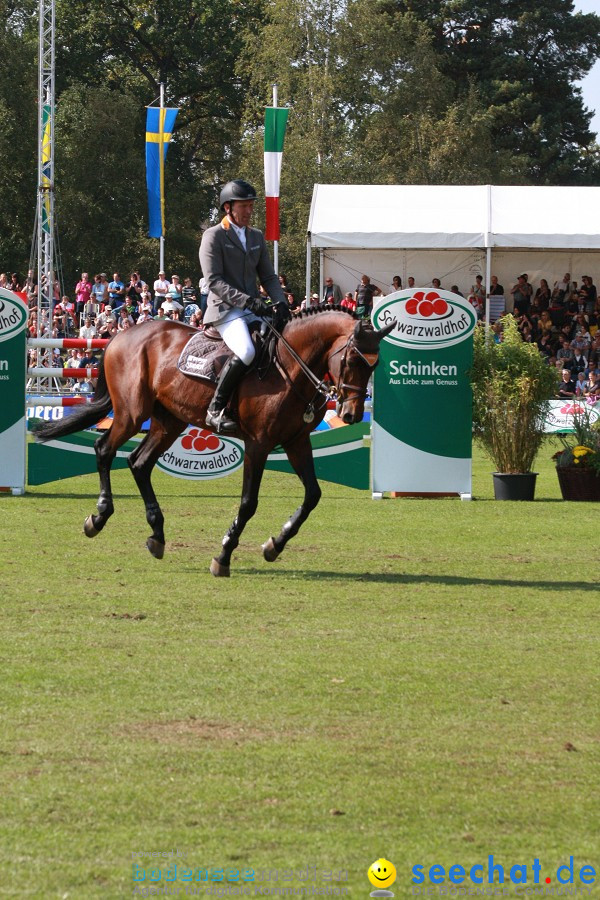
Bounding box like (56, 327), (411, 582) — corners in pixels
(9, 263), (600, 402)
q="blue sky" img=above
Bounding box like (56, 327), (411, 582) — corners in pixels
(573, 0), (600, 137)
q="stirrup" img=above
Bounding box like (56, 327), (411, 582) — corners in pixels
(206, 406), (237, 434)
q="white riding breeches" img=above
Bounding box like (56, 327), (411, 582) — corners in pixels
(214, 309), (257, 366)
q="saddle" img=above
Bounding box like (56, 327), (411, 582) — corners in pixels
(177, 322), (272, 384)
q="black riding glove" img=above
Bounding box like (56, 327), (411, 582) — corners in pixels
(246, 296), (272, 317)
(273, 301), (292, 331)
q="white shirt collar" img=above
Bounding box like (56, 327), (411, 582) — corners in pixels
(228, 218), (247, 249)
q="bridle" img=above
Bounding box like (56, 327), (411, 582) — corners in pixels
(328, 334), (379, 403)
(266, 320), (380, 421)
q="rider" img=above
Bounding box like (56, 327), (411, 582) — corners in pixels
(200, 179), (290, 433)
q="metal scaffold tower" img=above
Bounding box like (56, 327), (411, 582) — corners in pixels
(33, 0), (57, 343)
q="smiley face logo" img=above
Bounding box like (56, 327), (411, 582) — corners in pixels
(368, 859), (396, 889)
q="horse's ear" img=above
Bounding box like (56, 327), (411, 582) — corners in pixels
(375, 320), (396, 342)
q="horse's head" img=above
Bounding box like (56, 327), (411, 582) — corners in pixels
(329, 318), (395, 424)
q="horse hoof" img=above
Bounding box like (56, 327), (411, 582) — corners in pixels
(262, 537), (280, 562)
(146, 537), (165, 559)
(83, 515), (99, 538)
(210, 558), (230, 577)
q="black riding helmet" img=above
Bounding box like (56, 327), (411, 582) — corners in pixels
(219, 179), (258, 210)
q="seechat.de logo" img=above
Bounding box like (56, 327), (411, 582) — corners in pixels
(0, 292), (27, 343)
(373, 289), (477, 351)
(157, 427), (244, 480)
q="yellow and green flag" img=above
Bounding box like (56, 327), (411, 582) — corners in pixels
(145, 106), (179, 238)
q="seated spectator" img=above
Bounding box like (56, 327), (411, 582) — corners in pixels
(468, 293), (483, 318)
(341, 291), (356, 312)
(570, 348), (588, 377)
(154, 307), (168, 321)
(450, 285), (464, 297)
(117, 307), (134, 330)
(584, 369), (600, 399)
(557, 368), (577, 398)
(138, 288), (153, 316)
(588, 336), (600, 366)
(161, 295), (183, 315)
(189, 311), (203, 329)
(136, 309), (153, 324)
(79, 316), (97, 339)
(96, 307), (116, 338)
(575, 371), (588, 395)
(537, 332), (554, 358)
(123, 297), (139, 322)
(556, 336), (573, 364)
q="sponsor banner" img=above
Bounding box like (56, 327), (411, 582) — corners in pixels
(0, 288), (27, 492)
(371, 289), (476, 494)
(27, 422), (370, 490)
(156, 427), (244, 480)
(544, 398), (600, 433)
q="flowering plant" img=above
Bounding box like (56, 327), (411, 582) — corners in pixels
(553, 405), (600, 474)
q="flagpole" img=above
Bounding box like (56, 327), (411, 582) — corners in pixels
(159, 81), (165, 274)
(272, 83), (278, 275)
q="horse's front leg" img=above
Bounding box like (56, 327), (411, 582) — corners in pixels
(263, 435), (321, 562)
(210, 444), (267, 577)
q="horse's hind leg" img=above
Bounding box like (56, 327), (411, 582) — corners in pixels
(83, 428), (119, 537)
(127, 408), (185, 559)
(211, 443), (267, 577)
(84, 409), (149, 539)
(263, 435), (321, 562)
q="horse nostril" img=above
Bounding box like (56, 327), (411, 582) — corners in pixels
(342, 411), (354, 424)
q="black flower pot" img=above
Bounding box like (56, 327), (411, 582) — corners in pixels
(492, 472), (538, 501)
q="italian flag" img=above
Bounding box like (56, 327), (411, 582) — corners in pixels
(264, 106), (289, 241)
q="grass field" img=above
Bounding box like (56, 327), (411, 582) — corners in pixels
(1, 441), (599, 899)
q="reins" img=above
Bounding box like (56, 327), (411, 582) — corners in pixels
(264, 318), (379, 422)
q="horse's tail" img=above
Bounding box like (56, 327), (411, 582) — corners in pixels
(32, 356), (113, 443)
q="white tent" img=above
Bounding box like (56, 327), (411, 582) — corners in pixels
(306, 184), (600, 308)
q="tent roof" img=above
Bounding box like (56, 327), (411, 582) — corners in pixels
(307, 184), (600, 250)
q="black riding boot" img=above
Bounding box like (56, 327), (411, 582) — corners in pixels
(205, 355), (249, 434)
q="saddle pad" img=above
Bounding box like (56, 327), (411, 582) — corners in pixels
(177, 330), (232, 383)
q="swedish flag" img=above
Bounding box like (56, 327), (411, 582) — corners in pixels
(145, 106), (179, 238)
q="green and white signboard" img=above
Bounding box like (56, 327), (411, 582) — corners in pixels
(0, 288), (27, 494)
(371, 289), (476, 496)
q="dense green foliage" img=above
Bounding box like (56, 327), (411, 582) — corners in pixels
(471, 315), (559, 473)
(1, 0), (599, 291)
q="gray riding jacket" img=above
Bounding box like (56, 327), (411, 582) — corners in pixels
(199, 219), (286, 326)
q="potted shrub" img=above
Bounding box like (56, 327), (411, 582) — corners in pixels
(471, 315), (558, 500)
(553, 404), (600, 501)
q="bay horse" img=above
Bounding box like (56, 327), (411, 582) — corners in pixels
(34, 308), (394, 576)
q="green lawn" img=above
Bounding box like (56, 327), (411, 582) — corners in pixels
(1, 441), (598, 898)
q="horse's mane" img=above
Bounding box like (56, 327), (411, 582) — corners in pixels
(288, 304), (360, 325)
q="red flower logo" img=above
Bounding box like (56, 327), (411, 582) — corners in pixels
(405, 291), (449, 318)
(180, 428), (222, 453)
(560, 403), (585, 416)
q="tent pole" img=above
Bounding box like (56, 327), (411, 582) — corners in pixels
(305, 238), (312, 309)
(485, 184), (492, 336)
